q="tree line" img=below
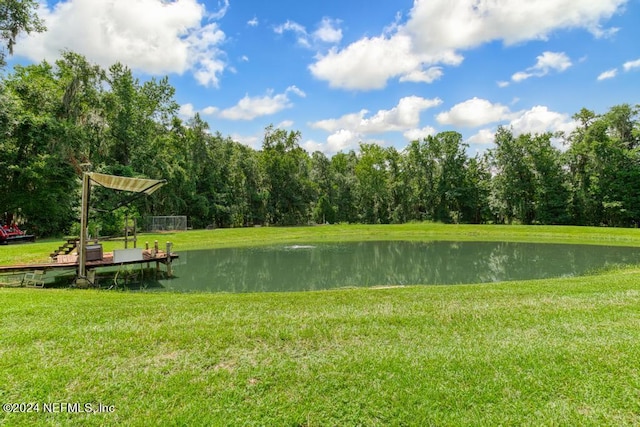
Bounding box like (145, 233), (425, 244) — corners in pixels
(1, 52), (639, 236)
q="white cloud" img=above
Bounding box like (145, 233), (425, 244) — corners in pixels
(511, 51), (572, 83)
(467, 129), (496, 145)
(512, 71), (533, 83)
(403, 126), (437, 141)
(497, 81), (510, 88)
(436, 98), (513, 128)
(247, 17), (259, 27)
(286, 85), (306, 98)
(207, 0), (229, 20)
(311, 96), (442, 133)
(179, 103), (197, 120)
(310, 0), (625, 90)
(508, 106), (577, 136)
(275, 17), (343, 49)
(230, 133), (261, 150)
(597, 68), (618, 80)
(308, 96), (441, 154)
(304, 131), (361, 155)
(217, 86), (305, 120)
(274, 20), (311, 48)
(180, 103), (219, 119)
(302, 140), (325, 154)
(314, 18), (342, 44)
(310, 34), (461, 90)
(14, 0), (229, 87)
(277, 120), (294, 128)
(464, 106), (577, 147)
(274, 20), (306, 35)
(186, 23), (227, 87)
(399, 67), (443, 84)
(202, 106), (218, 115)
(302, 130), (361, 155)
(534, 51), (572, 72)
(326, 129), (360, 153)
(404, 0), (625, 50)
(623, 58), (640, 72)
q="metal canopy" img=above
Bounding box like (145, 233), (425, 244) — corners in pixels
(77, 172), (166, 287)
(88, 173), (166, 195)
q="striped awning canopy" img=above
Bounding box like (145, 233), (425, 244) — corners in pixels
(88, 173), (166, 195)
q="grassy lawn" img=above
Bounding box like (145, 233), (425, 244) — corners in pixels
(1, 223), (640, 425)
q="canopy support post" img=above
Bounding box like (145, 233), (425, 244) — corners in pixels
(76, 172), (90, 287)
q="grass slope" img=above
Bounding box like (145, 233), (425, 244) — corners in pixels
(1, 224), (640, 425)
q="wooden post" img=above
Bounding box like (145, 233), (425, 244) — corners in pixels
(154, 240), (160, 277)
(77, 172), (90, 287)
(166, 241), (173, 278)
(124, 213), (129, 249)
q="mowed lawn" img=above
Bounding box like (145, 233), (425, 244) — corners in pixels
(1, 224), (640, 426)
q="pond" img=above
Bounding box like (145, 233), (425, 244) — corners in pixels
(149, 241), (640, 293)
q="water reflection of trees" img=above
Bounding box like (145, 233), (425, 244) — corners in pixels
(165, 242), (640, 292)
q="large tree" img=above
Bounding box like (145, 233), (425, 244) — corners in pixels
(0, 0), (45, 67)
(565, 105), (640, 226)
(260, 125), (315, 225)
(0, 60), (77, 235)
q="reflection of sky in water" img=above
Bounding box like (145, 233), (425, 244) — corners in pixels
(156, 241), (640, 293)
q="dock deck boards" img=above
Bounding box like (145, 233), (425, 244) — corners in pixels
(0, 250), (178, 275)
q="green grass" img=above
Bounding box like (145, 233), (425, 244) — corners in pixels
(2, 223), (640, 425)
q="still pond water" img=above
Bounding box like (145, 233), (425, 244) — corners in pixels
(151, 241), (640, 293)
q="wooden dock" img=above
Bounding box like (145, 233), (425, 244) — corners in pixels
(0, 249), (178, 280)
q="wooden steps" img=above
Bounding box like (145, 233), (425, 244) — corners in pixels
(50, 239), (79, 259)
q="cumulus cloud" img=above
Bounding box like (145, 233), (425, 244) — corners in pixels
(511, 51), (572, 83)
(304, 131), (364, 155)
(464, 106), (577, 147)
(178, 103), (197, 120)
(508, 106), (577, 136)
(467, 129), (496, 145)
(310, 34), (460, 90)
(202, 106), (219, 115)
(598, 68), (618, 80)
(311, 96), (442, 133)
(230, 133), (261, 150)
(302, 131), (360, 155)
(14, 0), (229, 87)
(181, 87), (305, 121)
(326, 129), (360, 153)
(310, 0), (625, 90)
(436, 98), (513, 128)
(217, 86), (306, 120)
(314, 18), (343, 44)
(277, 120), (294, 129)
(399, 67), (443, 84)
(403, 126), (437, 142)
(308, 96), (441, 154)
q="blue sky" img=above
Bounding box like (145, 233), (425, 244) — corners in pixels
(10, 0), (640, 155)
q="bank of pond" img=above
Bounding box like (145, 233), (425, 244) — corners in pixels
(22, 240), (638, 292)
